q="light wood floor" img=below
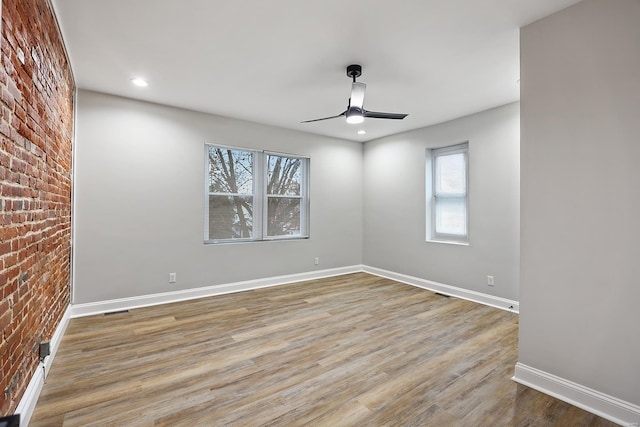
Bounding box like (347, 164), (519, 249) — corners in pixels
(30, 273), (617, 426)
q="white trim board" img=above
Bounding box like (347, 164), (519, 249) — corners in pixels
(71, 265), (518, 318)
(70, 265), (362, 318)
(513, 363), (640, 427)
(15, 305), (71, 427)
(363, 265), (519, 313)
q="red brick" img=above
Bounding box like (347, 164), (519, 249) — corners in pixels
(0, 310), (11, 331)
(1, 0), (73, 416)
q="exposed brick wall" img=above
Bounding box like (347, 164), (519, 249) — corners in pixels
(0, 0), (74, 415)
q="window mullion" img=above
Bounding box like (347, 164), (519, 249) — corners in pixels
(253, 151), (264, 240)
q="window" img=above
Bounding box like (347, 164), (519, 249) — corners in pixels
(205, 144), (309, 243)
(266, 153), (305, 238)
(427, 142), (469, 243)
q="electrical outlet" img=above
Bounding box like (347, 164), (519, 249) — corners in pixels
(39, 341), (50, 361)
(487, 275), (494, 286)
(314, 257), (319, 265)
(169, 273), (176, 283)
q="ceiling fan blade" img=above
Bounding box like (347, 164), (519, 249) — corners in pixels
(300, 111), (346, 123)
(363, 110), (408, 120)
(350, 82), (366, 109)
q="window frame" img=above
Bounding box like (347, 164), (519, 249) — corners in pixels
(428, 142), (469, 244)
(204, 144), (310, 244)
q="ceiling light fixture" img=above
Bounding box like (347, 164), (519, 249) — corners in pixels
(346, 108), (364, 124)
(357, 130), (366, 135)
(130, 77), (148, 87)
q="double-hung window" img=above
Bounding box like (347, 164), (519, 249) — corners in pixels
(428, 142), (469, 243)
(205, 144), (309, 243)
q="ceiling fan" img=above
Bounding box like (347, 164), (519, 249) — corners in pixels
(301, 64), (408, 124)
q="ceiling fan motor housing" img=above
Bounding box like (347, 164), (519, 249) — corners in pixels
(346, 64), (362, 80)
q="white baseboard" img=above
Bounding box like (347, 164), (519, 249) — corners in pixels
(513, 363), (640, 426)
(363, 265), (519, 313)
(71, 265), (518, 318)
(15, 304), (71, 427)
(70, 265), (363, 318)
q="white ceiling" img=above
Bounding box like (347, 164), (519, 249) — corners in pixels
(51, 0), (580, 142)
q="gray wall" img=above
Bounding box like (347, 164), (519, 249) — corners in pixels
(520, 0), (640, 405)
(73, 90), (364, 304)
(363, 103), (520, 301)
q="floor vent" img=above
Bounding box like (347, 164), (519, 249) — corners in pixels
(104, 310), (130, 316)
(435, 292), (451, 298)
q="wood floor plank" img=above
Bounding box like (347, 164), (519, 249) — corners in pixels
(29, 273), (619, 426)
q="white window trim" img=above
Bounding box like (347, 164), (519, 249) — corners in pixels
(427, 142), (469, 245)
(204, 144), (310, 244)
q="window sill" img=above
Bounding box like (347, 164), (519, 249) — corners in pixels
(426, 239), (469, 246)
(204, 236), (309, 245)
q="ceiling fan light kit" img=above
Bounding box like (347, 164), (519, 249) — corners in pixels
(346, 108), (364, 124)
(302, 64), (408, 124)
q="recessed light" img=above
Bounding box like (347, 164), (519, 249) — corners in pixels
(357, 130), (366, 135)
(130, 78), (148, 87)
